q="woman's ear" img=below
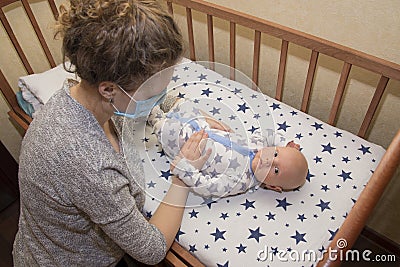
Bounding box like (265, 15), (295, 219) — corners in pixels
(98, 81), (117, 100)
(264, 184), (283, 193)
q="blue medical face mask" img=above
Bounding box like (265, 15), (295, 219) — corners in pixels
(111, 85), (167, 119)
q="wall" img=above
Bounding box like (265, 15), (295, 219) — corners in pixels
(1, 0), (399, 243)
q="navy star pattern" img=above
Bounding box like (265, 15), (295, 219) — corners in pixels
(247, 227), (265, 242)
(175, 229), (185, 241)
(277, 121), (290, 132)
(130, 61), (385, 266)
(290, 230), (307, 244)
(316, 199), (331, 212)
(359, 144), (372, 155)
(217, 261), (229, 267)
(266, 212), (276, 221)
(241, 199), (255, 210)
(276, 197), (292, 211)
(211, 228), (227, 241)
(237, 102), (250, 113)
(160, 169), (172, 180)
(322, 142), (336, 154)
(338, 170), (353, 182)
(189, 209), (199, 218)
(236, 243), (246, 253)
(201, 88), (213, 97)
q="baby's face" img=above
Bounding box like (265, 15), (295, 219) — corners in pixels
(254, 146), (308, 191)
(253, 147), (276, 182)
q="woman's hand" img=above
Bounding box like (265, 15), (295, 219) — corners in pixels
(171, 130), (212, 171)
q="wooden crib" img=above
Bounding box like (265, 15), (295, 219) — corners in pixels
(1, 0), (399, 266)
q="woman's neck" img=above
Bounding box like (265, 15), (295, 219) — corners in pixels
(70, 81), (120, 152)
(70, 80), (112, 126)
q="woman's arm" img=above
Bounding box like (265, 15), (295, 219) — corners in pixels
(148, 176), (189, 250)
(149, 130), (211, 250)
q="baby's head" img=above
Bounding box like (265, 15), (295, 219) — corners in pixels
(252, 146), (308, 192)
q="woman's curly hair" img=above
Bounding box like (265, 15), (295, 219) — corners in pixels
(55, 0), (183, 90)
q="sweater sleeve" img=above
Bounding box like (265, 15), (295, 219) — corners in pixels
(68, 162), (167, 265)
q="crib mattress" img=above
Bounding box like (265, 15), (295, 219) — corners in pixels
(123, 61), (385, 267)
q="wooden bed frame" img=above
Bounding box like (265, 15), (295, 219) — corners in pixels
(1, 0), (399, 266)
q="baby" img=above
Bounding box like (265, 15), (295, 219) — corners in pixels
(148, 99), (308, 198)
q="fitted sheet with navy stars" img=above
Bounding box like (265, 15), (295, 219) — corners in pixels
(124, 61), (385, 267)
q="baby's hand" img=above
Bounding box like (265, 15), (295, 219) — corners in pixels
(205, 117), (232, 132)
(200, 110), (232, 132)
(286, 140), (300, 150)
(171, 130), (212, 171)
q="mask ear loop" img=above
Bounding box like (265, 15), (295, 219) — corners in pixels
(116, 84), (137, 103)
(109, 98), (119, 112)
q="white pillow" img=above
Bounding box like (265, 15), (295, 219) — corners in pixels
(18, 62), (77, 105)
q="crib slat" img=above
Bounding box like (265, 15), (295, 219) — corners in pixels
(358, 76), (389, 138)
(21, 0), (56, 68)
(47, 0), (58, 19)
(328, 62), (352, 126)
(186, 7), (196, 60)
(165, 252), (186, 267)
(276, 40), (289, 101)
(252, 30), (261, 86)
(8, 110), (30, 132)
(0, 8), (34, 74)
(301, 50), (319, 113)
(167, 1), (173, 15)
(0, 70), (19, 111)
(167, 0), (400, 81)
(207, 14), (215, 63)
(230, 21), (236, 80)
(0, 70), (32, 129)
(170, 242), (205, 266)
(230, 22), (236, 67)
(229, 22), (236, 80)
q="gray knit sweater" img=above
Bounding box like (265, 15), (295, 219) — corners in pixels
(13, 80), (167, 266)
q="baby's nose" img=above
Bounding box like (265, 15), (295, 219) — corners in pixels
(261, 157), (272, 167)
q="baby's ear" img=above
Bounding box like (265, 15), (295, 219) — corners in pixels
(264, 184), (283, 193)
(286, 140), (300, 150)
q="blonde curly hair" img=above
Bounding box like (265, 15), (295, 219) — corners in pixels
(56, 0), (183, 90)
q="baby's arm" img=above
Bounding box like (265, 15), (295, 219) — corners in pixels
(260, 128), (300, 149)
(199, 110), (232, 132)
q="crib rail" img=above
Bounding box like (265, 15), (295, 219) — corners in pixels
(318, 129), (400, 267)
(0, 0), (58, 131)
(166, 0), (400, 139)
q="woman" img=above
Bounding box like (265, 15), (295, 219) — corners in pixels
(13, 0), (207, 265)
